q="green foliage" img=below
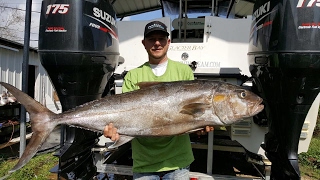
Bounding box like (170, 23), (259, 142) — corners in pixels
(0, 153), (58, 180)
(299, 137), (320, 169)
(299, 165), (320, 180)
(298, 110), (320, 179)
(313, 109), (320, 136)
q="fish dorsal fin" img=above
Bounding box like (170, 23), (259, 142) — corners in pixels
(180, 103), (210, 117)
(136, 82), (161, 89)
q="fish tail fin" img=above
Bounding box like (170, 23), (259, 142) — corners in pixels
(0, 82), (57, 173)
(9, 126), (56, 173)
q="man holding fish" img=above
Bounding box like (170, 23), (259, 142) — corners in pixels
(104, 21), (213, 180)
(0, 19), (264, 177)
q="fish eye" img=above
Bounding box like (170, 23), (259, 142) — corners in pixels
(240, 91), (246, 98)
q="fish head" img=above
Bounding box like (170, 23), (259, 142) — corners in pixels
(211, 84), (264, 125)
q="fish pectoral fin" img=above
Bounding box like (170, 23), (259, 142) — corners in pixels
(180, 103), (210, 117)
(107, 135), (134, 150)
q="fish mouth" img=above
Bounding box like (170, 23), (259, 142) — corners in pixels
(251, 98), (264, 116)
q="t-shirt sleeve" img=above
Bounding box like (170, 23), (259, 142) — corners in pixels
(122, 71), (137, 93)
(185, 66), (195, 80)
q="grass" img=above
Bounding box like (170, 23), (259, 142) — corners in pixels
(299, 110), (320, 180)
(299, 136), (320, 179)
(0, 152), (58, 180)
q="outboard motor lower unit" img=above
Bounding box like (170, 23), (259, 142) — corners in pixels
(248, 0), (320, 179)
(38, 0), (119, 179)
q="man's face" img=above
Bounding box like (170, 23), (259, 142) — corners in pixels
(142, 32), (171, 63)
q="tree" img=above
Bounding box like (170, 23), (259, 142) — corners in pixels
(0, 0), (25, 41)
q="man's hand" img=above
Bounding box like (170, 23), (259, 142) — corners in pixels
(103, 123), (120, 141)
(196, 126), (214, 136)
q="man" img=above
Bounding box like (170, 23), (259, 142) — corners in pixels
(104, 21), (213, 180)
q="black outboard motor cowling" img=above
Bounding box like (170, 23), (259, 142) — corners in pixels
(38, 0), (119, 179)
(248, 0), (320, 179)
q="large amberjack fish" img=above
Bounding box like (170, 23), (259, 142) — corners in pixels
(0, 80), (264, 173)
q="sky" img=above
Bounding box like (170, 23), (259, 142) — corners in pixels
(123, 10), (162, 21)
(0, 0), (42, 47)
(0, 0), (163, 48)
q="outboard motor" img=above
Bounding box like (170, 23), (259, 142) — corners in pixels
(248, 0), (320, 179)
(38, 0), (119, 179)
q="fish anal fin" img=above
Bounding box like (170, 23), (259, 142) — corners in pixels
(180, 103), (210, 117)
(107, 135), (134, 150)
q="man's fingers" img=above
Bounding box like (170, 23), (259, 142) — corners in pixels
(104, 123), (115, 137)
(103, 125), (110, 137)
(112, 132), (120, 142)
(108, 123), (114, 135)
(103, 123), (120, 142)
(205, 126), (214, 132)
(111, 128), (118, 141)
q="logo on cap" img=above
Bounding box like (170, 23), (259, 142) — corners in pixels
(148, 23), (165, 30)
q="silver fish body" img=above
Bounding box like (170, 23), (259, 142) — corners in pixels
(0, 80), (264, 173)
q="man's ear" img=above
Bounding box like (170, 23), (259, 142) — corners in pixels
(142, 39), (145, 46)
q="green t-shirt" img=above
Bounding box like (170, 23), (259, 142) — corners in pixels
(122, 59), (195, 173)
